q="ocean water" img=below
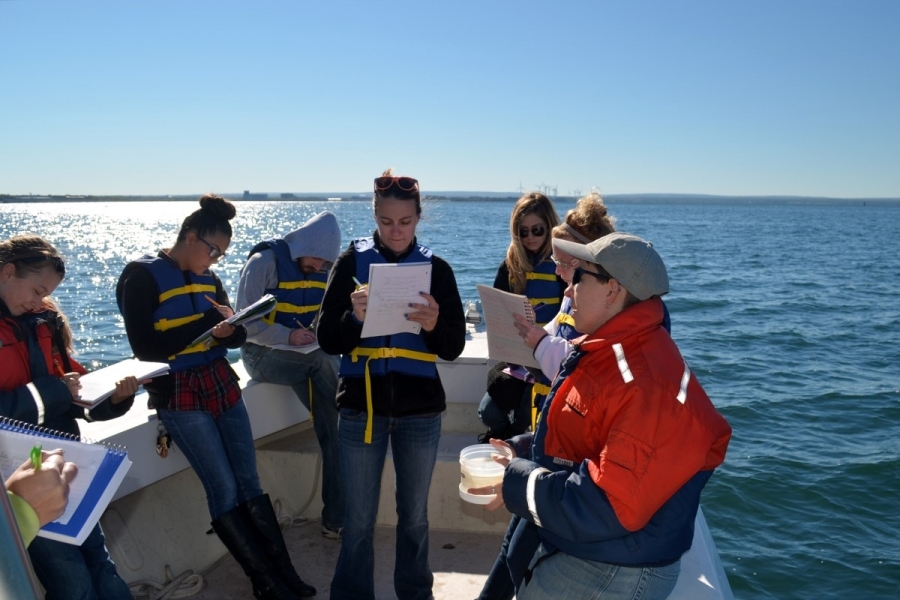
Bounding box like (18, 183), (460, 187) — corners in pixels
(2, 198), (899, 599)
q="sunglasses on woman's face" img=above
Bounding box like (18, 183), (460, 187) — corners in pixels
(518, 225), (546, 239)
(572, 267), (610, 285)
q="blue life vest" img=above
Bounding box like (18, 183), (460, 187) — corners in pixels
(339, 238), (437, 381)
(248, 239), (328, 330)
(524, 257), (562, 325)
(133, 255), (227, 373)
(553, 296), (579, 341)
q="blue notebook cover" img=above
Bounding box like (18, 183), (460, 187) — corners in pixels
(0, 417), (131, 545)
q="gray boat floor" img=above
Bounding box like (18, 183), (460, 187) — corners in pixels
(192, 520), (503, 599)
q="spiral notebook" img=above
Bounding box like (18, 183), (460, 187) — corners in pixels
(0, 417), (131, 546)
(476, 284), (540, 369)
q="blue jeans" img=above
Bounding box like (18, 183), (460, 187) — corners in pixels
(158, 401), (264, 520)
(330, 409), (442, 600)
(518, 544), (681, 600)
(241, 343), (343, 529)
(28, 524), (130, 600)
(478, 514), (540, 600)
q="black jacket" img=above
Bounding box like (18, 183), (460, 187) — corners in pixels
(317, 234), (466, 417)
(116, 251), (246, 408)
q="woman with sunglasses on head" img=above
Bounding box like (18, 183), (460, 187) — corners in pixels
(317, 169), (466, 600)
(116, 195), (316, 600)
(1, 234), (138, 600)
(473, 233), (731, 600)
(478, 192), (564, 443)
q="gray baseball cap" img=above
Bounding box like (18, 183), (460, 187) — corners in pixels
(553, 232), (669, 300)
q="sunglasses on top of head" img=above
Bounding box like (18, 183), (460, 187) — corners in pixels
(572, 267), (610, 285)
(196, 234), (226, 259)
(374, 176), (419, 195)
(518, 225), (546, 239)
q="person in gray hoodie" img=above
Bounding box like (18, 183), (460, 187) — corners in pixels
(236, 210), (344, 539)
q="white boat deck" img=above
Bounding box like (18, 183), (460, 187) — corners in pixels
(80, 329), (733, 599)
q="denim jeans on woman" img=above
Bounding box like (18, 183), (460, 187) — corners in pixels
(28, 523), (131, 600)
(158, 401), (263, 520)
(241, 342), (343, 531)
(518, 543), (681, 600)
(330, 409), (442, 600)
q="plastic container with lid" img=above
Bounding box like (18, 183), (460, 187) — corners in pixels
(458, 443), (511, 504)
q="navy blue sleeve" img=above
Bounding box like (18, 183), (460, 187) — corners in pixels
(502, 458), (631, 544)
(0, 376), (74, 426)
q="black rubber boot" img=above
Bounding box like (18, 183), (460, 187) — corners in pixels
(245, 494), (317, 598)
(211, 505), (301, 600)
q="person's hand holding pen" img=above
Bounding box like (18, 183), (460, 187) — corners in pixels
(350, 276), (369, 322)
(513, 302), (549, 349)
(205, 295), (236, 339)
(5, 446), (78, 526)
(288, 318), (317, 346)
(54, 360), (82, 401)
(204, 294), (234, 319)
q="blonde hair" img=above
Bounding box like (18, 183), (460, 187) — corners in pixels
(551, 191), (617, 242)
(505, 192), (560, 293)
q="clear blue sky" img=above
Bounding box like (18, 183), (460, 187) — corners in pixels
(2, 0), (898, 198)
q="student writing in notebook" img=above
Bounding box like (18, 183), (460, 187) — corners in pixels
(116, 195), (316, 599)
(477, 192), (565, 443)
(0, 234), (138, 599)
(236, 211), (345, 541)
(317, 169), (466, 599)
(5, 449), (78, 547)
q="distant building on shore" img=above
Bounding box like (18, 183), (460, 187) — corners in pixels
(243, 190), (269, 200)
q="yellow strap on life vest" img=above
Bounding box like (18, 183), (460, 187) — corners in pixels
(278, 280), (327, 290)
(262, 302), (321, 325)
(556, 313), (575, 327)
(350, 346), (438, 444)
(159, 283), (216, 304)
(154, 313), (204, 332)
(530, 382), (552, 431)
(167, 338), (219, 361)
(525, 272), (557, 282)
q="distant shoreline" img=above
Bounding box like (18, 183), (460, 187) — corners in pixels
(2, 193), (898, 205)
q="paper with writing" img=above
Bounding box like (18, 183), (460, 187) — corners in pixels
(476, 284), (540, 368)
(360, 263), (432, 338)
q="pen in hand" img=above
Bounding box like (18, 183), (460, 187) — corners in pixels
(30, 444), (42, 471)
(204, 295), (222, 308)
(295, 318), (314, 331)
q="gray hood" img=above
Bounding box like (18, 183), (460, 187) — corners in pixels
(283, 211), (341, 269)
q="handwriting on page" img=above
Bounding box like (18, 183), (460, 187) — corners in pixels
(360, 263), (432, 339)
(476, 284), (540, 368)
